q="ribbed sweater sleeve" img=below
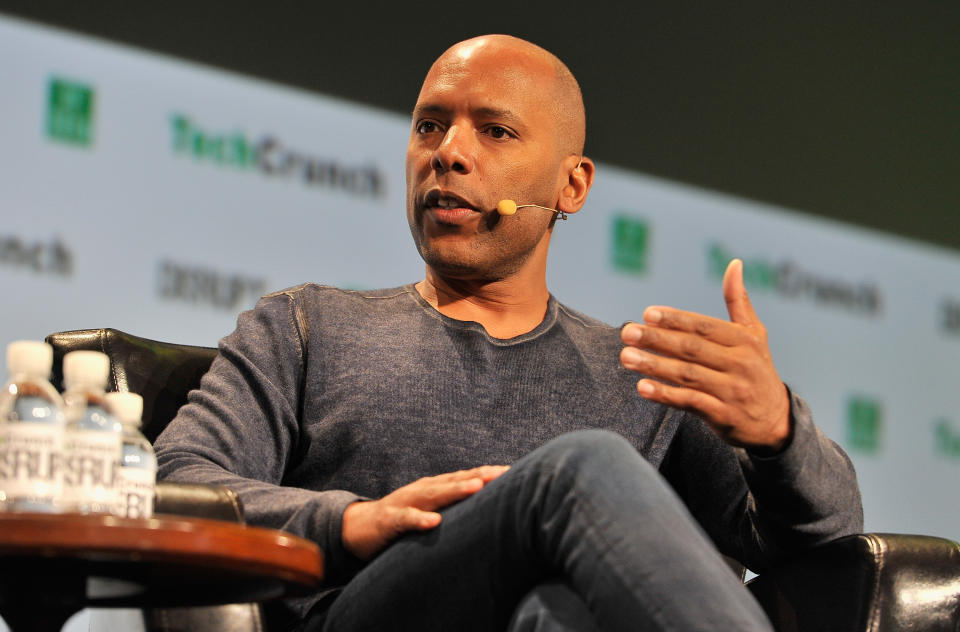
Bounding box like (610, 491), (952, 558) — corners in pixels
(154, 289), (363, 587)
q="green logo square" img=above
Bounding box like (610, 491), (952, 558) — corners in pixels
(611, 214), (649, 274)
(846, 396), (882, 453)
(47, 78), (95, 146)
(934, 419), (960, 458)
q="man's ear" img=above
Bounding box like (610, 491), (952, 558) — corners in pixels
(557, 156), (595, 215)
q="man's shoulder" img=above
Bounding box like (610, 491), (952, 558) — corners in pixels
(262, 283), (412, 303)
(252, 283), (421, 334)
(256, 283), (419, 316)
(554, 300), (619, 333)
(551, 300), (626, 354)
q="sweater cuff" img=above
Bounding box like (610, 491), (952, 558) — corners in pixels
(316, 490), (368, 585)
(745, 385), (815, 477)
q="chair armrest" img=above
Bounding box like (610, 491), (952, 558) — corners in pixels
(747, 533), (960, 632)
(142, 485), (265, 631)
(153, 482), (245, 524)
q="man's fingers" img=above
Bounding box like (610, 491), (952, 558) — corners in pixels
(722, 258), (760, 326)
(635, 379), (730, 429)
(621, 347), (728, 391)
(636, 307), (745, 347)
(397, 465), (509, 511)
(407, 476), (483, 510)
(620, 326), (732, 371)
(429, 465), (509, 488)
(462, 464), (511, 482)
(625, 259), (763, 350)
(392, 506), (442, 532)
(434, 465), (509, 482)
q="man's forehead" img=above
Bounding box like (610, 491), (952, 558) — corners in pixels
(417, 53), (556, 111)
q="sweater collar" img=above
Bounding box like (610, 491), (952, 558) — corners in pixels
(403, 284), (559, 346)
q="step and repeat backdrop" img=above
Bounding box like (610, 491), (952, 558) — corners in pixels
(3, 13), (959, 549)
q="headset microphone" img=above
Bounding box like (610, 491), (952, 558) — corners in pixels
(497, 200), (568, 221)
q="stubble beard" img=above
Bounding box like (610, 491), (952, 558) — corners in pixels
(413, 227), (543, 283)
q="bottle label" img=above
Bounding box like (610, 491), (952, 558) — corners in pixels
(116, 466), (155, 519)
(62, 427), (121, 513)
(0, 422), (63, 506)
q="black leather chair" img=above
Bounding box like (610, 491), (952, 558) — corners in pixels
(45, 328), (960, 631)
(46, 328), (219, 444)
(748, 533), (960, 631)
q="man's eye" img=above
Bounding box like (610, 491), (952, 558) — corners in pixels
(417, 121), (440, 134)
(486, 126), (511, 139)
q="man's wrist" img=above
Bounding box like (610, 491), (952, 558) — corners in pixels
(748, 385), (795, 458)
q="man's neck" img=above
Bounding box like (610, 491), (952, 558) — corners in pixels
(415, 271), (550, 340)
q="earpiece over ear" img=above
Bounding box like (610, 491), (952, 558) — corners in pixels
(497, 200), (567, 220)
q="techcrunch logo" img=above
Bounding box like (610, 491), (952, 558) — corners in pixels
(707, 243), (882, 316)
(0, 234), (73, 277)
(170, 114), (384, 198)
(47, 77), (95, 146)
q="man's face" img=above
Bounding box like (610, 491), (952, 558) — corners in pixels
(406, 41), (567, 281)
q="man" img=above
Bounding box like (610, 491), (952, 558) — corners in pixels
(155, 35), (862, 631)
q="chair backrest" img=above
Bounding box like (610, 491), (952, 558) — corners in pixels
(45, 328), (218, 443)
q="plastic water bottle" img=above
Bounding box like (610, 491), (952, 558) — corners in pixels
(61, 350), (122, 514)
(105, 392), (156, 519)
(0, 341), (66, 512)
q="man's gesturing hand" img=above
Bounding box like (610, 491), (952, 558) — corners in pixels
(619, 259), (791, 452)
(341, 465), (509, 560)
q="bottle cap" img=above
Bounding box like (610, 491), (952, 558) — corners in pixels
(63, 350), (110, 390)
(6, 341), (54, 379)
(105, 392), (143, 426)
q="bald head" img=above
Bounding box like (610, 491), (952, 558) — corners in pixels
(406, 35), (596, 281)
(428, 35), (586, 157)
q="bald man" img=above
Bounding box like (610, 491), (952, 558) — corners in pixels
(155, 35), (862, 631)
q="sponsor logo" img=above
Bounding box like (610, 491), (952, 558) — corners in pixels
(0, 234), (73, 277)
(611, 214), (650, 275)
(156, 260), (266, 311)
(934, 419), (960, 459)
(845, 395), (882, 453)
(707, 243), (882, 316)
(941, 299), (960, 336)
(170, 113), (385, 198)
(46, 77), (95, 146)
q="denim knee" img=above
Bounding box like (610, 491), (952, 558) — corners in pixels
(534, 429), (644, 474)
(515, 429), (664, 501)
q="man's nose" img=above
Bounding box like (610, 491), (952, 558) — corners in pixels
(431, 125), (475, 175)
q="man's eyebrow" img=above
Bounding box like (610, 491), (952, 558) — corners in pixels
(412, 104), (450, 118)
(412, 104), (524, 126)
(474, 107), (522, 126)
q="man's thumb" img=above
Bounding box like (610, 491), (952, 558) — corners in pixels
(723, 259), (759, 325)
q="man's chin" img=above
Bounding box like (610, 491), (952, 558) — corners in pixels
(418, 247), (502, 282)
(423, 257), (491, 281)
(422, 254), (533, 285)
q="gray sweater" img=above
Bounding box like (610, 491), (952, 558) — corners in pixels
(154, 284), (862, 606)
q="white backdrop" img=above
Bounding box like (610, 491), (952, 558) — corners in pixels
(1, 17), (958, 627)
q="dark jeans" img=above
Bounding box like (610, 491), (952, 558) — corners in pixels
(315, 430), (772, 631)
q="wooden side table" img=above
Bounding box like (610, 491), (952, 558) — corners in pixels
(0, 512), (323, 632)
